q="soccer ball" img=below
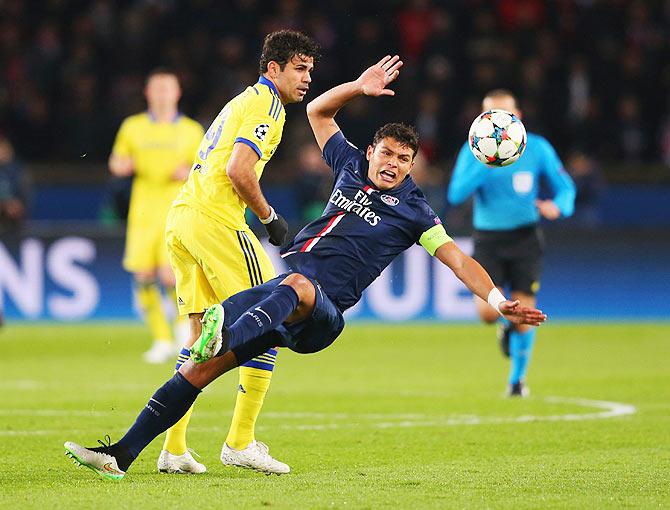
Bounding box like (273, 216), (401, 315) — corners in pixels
(468, 109), (527, 167)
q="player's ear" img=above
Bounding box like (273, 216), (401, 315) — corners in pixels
(366, 145), (374, 161)
(267, 61), (280, 78)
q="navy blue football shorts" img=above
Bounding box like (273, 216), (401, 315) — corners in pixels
(221, 272), (345, 364)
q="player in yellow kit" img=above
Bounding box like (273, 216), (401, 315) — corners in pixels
(109, 70), (204, 364)
(157, 30), (320, 475)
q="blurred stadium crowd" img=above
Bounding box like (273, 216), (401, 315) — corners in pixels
(1, 0), (669, 230)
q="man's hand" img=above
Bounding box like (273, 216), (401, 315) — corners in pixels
(355, 55), (403, 97)
(499, 300), (547, 326)
(109, 155), (134, 177)
(0, 198), (25, 220)
(536, 199), (561, 220)
(260, 207), (288, 246)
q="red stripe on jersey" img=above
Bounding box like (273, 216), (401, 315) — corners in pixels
(300, 212), (345, 252)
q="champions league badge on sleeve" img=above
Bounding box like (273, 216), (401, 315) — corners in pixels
(254, 123), (270, 142)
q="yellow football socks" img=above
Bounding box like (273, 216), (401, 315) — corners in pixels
(225, 350), (277, 450)
(136, 281), (172, 343)
(163, 404), (193, 455)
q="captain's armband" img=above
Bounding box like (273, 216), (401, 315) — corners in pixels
(419, 224), (453, 256)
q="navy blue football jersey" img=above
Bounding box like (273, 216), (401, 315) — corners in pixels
(281, 131), (451, 311)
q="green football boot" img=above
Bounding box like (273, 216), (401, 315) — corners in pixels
(190, 304), (225, 364)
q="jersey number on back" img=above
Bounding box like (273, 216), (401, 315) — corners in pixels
(198, 106), (230, 161)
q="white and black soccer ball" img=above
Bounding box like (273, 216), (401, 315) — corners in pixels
(468, 109), (527, 167)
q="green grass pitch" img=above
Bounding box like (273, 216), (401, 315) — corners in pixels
(1, 322), (669, 509)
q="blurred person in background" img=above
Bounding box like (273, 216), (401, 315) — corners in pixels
(615, 95), (645, 162)
(565, 150), (606, 229)
(0, 134), (27, 328)
(447, 89), (576, 397)
(0, 135), (26, 231)
(109, 69), (204, 364)
(295, 143), (332, 222)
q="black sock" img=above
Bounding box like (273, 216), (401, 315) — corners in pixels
(115, 372), (201, 469)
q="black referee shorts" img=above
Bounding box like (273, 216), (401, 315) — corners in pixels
(473, 225), (544, 295)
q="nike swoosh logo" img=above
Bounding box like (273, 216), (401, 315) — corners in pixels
(149, 398), (167, 408)
(102, 462), (122, 474)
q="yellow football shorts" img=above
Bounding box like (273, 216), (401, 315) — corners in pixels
(165, 205), (276, 315)
(123, 221), (169, 273)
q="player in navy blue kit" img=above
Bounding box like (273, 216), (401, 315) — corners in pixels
(63, 57), (547, 480)
(448, 89), (576, 397)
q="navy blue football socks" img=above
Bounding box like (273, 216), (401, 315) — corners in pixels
(226, 284), (299, 350)
(116, 372), (201, 468)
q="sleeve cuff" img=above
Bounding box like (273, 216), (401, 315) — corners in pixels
(322, 131), (345, 157)
(234, 137), (262, 159)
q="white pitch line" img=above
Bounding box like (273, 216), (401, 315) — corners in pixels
(0, 397), (636, 436)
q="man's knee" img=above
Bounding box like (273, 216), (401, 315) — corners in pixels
(281, 273), (315, 301)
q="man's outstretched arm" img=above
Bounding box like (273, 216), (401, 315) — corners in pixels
(434, 241), (547, 326)
(306, 55), (403, 150)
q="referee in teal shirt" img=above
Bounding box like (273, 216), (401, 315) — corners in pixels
(448, 89), (576, 397)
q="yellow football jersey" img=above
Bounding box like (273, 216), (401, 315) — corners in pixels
(173, 76), (286, 230)
(111, 112), (204, 228)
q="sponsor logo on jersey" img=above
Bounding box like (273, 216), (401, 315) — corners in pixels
(329, 189), (381, 226)
(380, 194), (399, 206)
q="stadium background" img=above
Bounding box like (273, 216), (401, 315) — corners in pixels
(1, 0), (669, 321)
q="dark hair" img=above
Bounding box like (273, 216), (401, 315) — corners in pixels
(258, 30), (320, 74)
(145, 67), (179, 86)
(372, 123), (419, 157)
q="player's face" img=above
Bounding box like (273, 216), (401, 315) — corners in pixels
(145, 74), (181, 111)
(366, 137), (415, 191)
(482, 95), (520, 117)
(272, 55), (314, 104)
